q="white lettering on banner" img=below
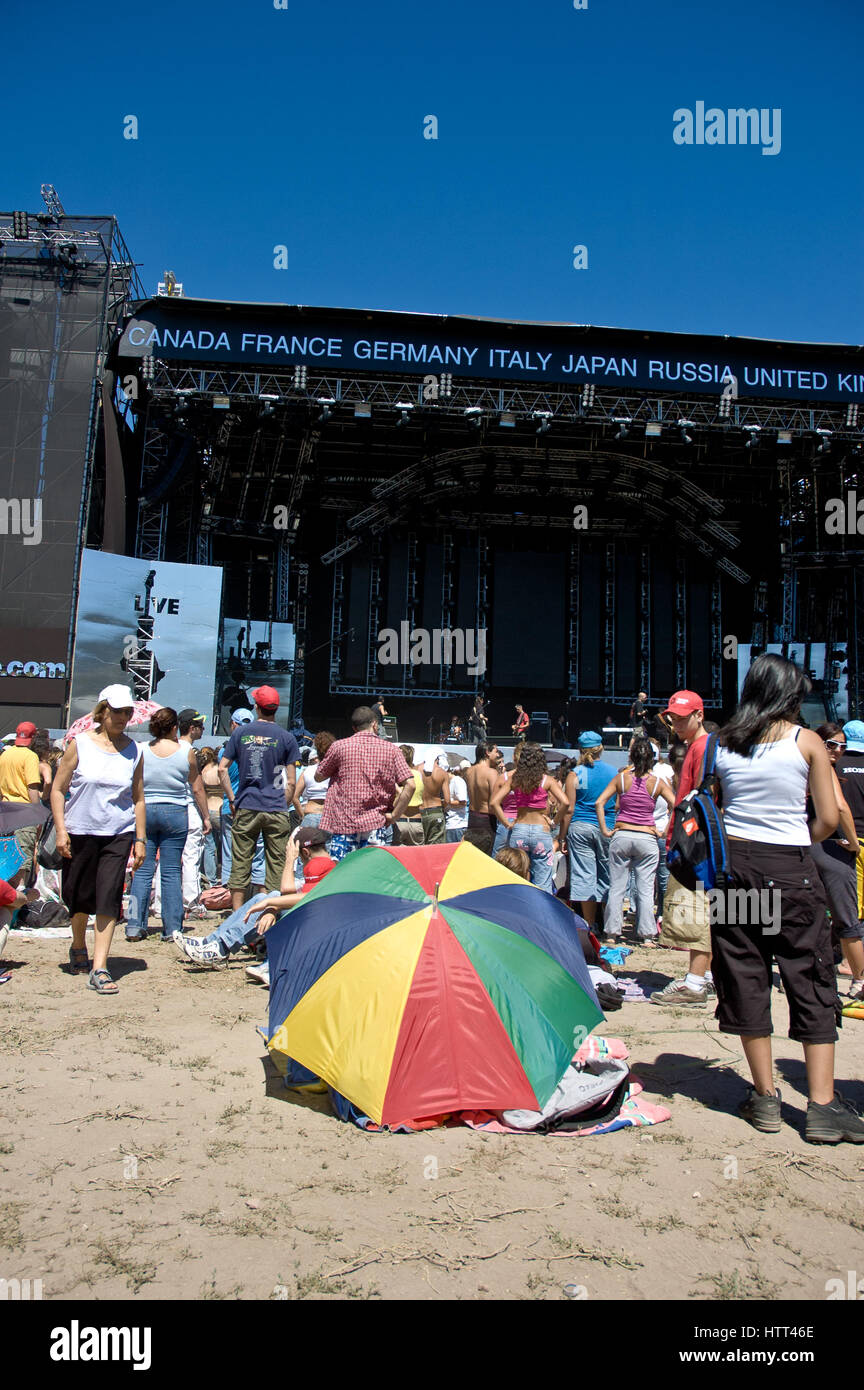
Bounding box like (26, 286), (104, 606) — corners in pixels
(0, 660), (66, 680)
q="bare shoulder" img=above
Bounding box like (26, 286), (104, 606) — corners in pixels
(796, 727), (827, 759)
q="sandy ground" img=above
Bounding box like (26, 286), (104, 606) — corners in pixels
(2, 925), (862, 1302)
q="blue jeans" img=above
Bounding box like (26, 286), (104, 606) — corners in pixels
(221, 810), (265, 886)
(568, 819), (611, 905)
(499, 824), (556, 893)
(202, 891), (276, 956)
(127, 802), (187, 939)
(608, 830), (660, 939)
(446, 827), (466, 843)
(202, 818), (220, 884)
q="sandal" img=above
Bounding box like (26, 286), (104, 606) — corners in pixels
(88, 968), (119, 994)
(69, 946), (91, 975)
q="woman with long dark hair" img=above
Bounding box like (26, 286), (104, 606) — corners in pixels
(489, 743), (568, 892)
(713, 654), (862, 1143)
(595, 736), (675, 944)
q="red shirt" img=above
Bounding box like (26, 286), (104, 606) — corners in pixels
(316, 731), (413, 834)
(515, 711), (529, 732)
(0, 878), (17, 909)
(666, 733), (709, 847)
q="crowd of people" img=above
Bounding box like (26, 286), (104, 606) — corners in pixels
(1, 652), (862, 1142)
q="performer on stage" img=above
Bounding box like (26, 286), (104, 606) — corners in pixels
(467, 695), (488, 744)
(446, 714), (464, 742)
(629, 691), (649, 736)
(371, 695), (388, 739)
(512, 703), (530, 743)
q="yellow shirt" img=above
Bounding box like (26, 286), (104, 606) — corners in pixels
(0, 746), (40, 802)
(407, 769), (424, 810)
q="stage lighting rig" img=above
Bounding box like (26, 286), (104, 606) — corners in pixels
(316, 397), (335, 423)
(464, 406), (483, 429)
(678, 419), (695, 445)
(12, 211), (29, 240)
(40, 183), (66, 220)
(395, 402), (413, 427)
(612, 417), (632, 440)
(816, 429), (832, 454)
(744, 426), (761, 449)
(534, 411), (552, 435)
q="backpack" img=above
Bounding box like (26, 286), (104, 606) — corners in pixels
(37, 819), (62, 871)
(666, 732), (730, 892)
(16, 899), (71, 929)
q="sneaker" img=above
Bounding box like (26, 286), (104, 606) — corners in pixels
(246, 961), (270, 987)
(805, 1093), (864, 1144)
(705, 979), (717, 999)
(177, 935), (225, 967)
(738, 1086), (782, 1133)
(649, 978), (707, 1008)
(184, 904), (210, 922)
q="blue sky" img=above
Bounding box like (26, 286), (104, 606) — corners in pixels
(4, 0), (862, 343)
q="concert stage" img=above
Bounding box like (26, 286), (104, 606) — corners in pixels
(103, 297), (863, 733)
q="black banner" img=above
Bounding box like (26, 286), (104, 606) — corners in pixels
(119, 300), (864, 402)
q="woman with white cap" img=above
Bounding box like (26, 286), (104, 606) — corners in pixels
(50, 685), (146, 993)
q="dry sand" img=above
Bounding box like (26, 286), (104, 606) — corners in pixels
(2, 930), (862, 1302)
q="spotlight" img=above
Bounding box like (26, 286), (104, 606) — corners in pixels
(258, 401), (276, 420)
(141, 355), (155, 383)
(644, 421), (662, 438)
(612, 417), (632, 440)
(293, 365), (308, 390)
(718, 392), (732, 420)
(533, 411), (552, 435)
(678, 419), (694, 445)
(816, 429), (832, 454)
(582, 385), (596, 409)
(316, 396), (335, 424)
(12, 211), (28, 240)
(395, 402), (413, 427)
(744, 426), (761, 449)
(846, 404), (859, 429)
(464, 407), (483, 429)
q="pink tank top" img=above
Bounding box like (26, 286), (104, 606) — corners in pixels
(512, 780), (549, 811)
(616, 772), (660, 827)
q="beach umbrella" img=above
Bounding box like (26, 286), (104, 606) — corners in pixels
(64, 700), (162, 745)
(0, 836), (26, 881)
(267, 842), (603, 1127)
(0, 803), (50, 837)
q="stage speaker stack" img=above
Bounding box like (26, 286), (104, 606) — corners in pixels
(530, 710), (551, 743)
(381, 716), (399, 742)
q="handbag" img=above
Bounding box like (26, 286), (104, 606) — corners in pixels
(37, 819), (63, 871)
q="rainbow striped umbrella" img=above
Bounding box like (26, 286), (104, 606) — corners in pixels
(267, 842), (603, 1127)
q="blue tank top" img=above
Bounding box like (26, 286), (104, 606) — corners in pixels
(141, 742), (190, 804)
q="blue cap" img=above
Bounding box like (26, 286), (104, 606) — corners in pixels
(842, 720), (864, 752)
(231, 708), (254, 725)
(577, 730), (603, 749)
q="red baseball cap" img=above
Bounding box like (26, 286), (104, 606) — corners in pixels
(251, 685), (280, 710)
(15, 721), (37, 746)
(661, 690), (703, 718)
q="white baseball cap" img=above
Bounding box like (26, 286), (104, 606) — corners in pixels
(99, 684), (136, 709)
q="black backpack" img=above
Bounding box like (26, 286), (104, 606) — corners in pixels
(667, 733), (730, 892)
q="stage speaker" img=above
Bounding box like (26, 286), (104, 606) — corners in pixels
(530, 710), (551, 743)
(381, 716), (399, 742)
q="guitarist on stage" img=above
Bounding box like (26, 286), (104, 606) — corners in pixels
(512, 703), (530, 743)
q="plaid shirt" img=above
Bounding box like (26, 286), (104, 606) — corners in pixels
(317, 731), (413, 834)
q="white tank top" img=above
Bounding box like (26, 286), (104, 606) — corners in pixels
(64, 734), (142, 837)
(714, 729), (810, 846)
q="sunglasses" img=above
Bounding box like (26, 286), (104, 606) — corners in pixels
(826, 740), (845, 750)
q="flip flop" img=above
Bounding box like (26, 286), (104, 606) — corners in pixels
(88, 968), (118, 994)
